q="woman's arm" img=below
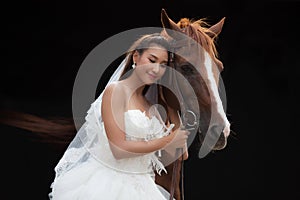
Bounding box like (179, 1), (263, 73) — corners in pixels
(101, 83), (187, 160)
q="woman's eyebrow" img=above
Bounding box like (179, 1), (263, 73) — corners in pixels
(149, 54), (168, 64)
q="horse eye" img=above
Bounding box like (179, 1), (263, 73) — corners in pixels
(181, 65), (194, 74)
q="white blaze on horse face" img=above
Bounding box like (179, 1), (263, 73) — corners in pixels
(202, 52), (231, 138)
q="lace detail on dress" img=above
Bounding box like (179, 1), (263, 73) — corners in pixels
(124, 109), (172, 175)
(125, 110), (174, 141)
(51, 100), (172, 184)
(151, 154), (167, 175)
(54, 147), (86, 178)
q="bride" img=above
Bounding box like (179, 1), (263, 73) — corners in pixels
(49, 33), (189, 200)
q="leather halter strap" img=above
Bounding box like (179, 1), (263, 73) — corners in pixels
(169, 148), (184, 200)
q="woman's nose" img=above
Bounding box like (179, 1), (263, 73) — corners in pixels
(152, 63), (160, 73)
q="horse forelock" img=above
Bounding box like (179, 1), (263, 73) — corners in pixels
(186, 21), (223, 71)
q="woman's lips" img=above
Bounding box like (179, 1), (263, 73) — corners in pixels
(148, 73), (157, 80)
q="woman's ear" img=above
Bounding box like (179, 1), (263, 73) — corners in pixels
(132, 50), (139, 63)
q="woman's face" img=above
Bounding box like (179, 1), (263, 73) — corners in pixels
(133, 45), (169, 85)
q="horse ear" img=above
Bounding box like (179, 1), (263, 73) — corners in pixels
(161, 9), (182, 39)
(207, 17), (226, 38)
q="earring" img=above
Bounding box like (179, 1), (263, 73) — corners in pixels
(132, 63), (136, 69)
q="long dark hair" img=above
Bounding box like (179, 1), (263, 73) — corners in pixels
(0, 33), (171, 149)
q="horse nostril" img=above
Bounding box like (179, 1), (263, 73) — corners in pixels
(198, 125), (228, 158)
(213, 132), (227, 150)
(201, 125), (227, 150)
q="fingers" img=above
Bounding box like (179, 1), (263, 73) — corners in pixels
(173, 129), (189, 148)
(163, 129), (189, 154)
(169, 128), (189, 140)
(185, 130), (191, 136)
(180, 129), (190, 138)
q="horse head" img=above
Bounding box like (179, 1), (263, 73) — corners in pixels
(160, 9), (230, 157)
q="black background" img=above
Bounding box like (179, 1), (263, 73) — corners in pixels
(1, 0), (299, 199)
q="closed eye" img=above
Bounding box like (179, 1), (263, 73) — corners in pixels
(149, 58), (155, 63)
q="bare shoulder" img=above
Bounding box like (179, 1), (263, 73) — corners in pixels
(102, 81), (127, 108)
(103, 82), (125, 96)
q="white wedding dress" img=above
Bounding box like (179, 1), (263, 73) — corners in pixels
(49, 96), (173, 200)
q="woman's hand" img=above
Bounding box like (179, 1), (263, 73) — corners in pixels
(163, 128), (189, 158)
(169, 128), (189, 149)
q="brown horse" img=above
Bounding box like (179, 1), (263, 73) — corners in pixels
(0, 9), (230, 200)
(154, 9), (231, 200)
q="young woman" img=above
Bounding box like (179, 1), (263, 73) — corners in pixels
(49, 33), (189, 200)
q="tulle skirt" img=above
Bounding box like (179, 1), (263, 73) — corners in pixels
(50, 156), (169, 200)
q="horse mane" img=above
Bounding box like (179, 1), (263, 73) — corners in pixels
(176, 17), (224, 71)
